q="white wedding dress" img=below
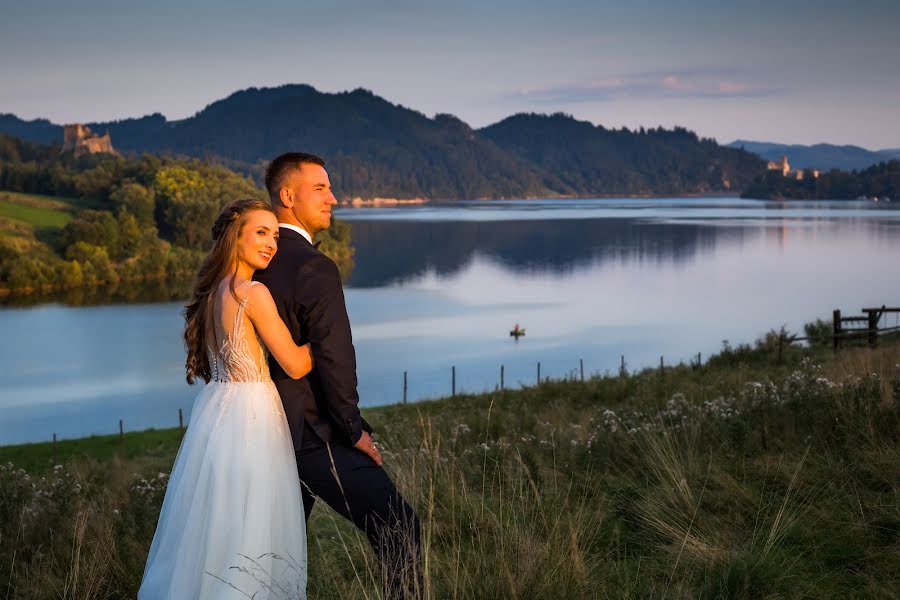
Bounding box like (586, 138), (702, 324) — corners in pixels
(139, 282), (307, 599)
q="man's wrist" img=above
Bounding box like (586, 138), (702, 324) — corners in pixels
(350, 429), (363, 446)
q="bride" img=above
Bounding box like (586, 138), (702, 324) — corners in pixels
(139, 199), (311, 599)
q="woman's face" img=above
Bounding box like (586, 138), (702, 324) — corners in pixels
(236, 210), (279, 271)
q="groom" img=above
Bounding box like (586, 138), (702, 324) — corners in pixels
(255, 152), (422, 598)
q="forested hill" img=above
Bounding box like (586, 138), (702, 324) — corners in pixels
(727, 139), (900, 171)
(482, 113), (765, 195)
(0, 114), (60, 146)
(0, 84), (766, 199)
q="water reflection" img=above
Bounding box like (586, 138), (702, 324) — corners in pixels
(347, 219), (734, 287)
(344, 215), (898, 288)
(0, 277), (192, 308)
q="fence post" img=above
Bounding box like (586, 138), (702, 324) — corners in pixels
(500, 365), (504, 391)
(178, 408), (184, 432)
(52, 433), (57, 464)
(833, 309), (841, 352)
(403, 371), (408, 404)
(659, 356), (664, 374)
(620, 355), (626, 376)
(868, 311), (879, 348)
(580, 358), (584, 382)
(452, 366), (456, 397)
(119, 419), (124, 453)
(537, 362), (541, 385)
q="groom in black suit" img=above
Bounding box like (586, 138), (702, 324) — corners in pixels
(255, 152), (421, 598)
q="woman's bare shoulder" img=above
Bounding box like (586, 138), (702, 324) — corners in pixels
(243, 281), (277, 312)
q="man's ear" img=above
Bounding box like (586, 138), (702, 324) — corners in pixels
(278, 187), (294, 209)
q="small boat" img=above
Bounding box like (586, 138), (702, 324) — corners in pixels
(510, 324), (526, 339)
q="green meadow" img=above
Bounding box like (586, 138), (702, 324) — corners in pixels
(1, 332), (898, 599)
(0, 191), (84, 232)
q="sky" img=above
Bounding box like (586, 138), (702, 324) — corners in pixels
(2, 0), (899, 149)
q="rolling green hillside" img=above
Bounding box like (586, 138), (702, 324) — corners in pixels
(0, 191), (81, 230)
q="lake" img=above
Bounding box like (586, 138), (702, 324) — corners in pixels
(2, 197), (899, 445)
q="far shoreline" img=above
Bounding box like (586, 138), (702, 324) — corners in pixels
(340, 192), (746, 205)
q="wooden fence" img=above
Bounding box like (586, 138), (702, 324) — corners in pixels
(833, 305), (900, 351)
(44, 302), (899, 455)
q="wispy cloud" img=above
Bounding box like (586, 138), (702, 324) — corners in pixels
(512, 68), (784, 103)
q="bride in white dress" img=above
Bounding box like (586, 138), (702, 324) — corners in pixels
(139, 199), (312, 599)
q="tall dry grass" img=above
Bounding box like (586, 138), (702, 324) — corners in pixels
(2, 340), (898, 598)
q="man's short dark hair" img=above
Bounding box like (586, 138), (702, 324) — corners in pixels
(265, 152), (326, 203)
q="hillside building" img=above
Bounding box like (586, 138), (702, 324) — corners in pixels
(767, 155), (791, 176)
(767, 154), (820, 180)
(62, 124), (117, 157)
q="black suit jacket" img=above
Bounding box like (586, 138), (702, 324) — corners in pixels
(254, 226), (372, 451)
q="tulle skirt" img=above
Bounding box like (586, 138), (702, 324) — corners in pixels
(138, 381), (307, 600)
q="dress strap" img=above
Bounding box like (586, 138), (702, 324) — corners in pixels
(231, 298), (245, 340)
(230, 289), (249, 342)
(230, 281), (264, 343)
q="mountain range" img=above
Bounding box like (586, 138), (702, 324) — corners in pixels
(0, 84), (766, 199)
(726, 140), (900, 172)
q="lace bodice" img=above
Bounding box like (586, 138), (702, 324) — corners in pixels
(207, 283), (271, 383)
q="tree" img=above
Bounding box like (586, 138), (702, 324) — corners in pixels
(60, 210), (119, 257)
(5, 255), (57, 292)
(316, 218), (355, 279)
(65, 242), (117, 285)
(116, 210), (143, 260)
(110, 181), (156, 227)
(58, 260), (84, 288)
(153, 166), (214, 248)
(134, 233), (171, 279)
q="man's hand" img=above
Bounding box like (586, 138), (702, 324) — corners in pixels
(353, 431), (382, 466)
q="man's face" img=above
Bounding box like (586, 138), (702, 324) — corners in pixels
(283, 163), (337, 235)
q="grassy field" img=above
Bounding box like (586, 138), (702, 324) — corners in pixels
(0, 191), (86, 231)
(1, 335), (898, 599)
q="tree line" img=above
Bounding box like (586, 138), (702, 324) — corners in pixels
(741, 160), (900, 200)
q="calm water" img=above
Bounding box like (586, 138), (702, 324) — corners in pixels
(2, 197), (899, 445)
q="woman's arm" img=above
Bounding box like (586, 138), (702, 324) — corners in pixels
(244, 283), (314, 379)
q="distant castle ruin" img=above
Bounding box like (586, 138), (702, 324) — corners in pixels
(62, 124), (117, 157)
(767, 154), (820, 181)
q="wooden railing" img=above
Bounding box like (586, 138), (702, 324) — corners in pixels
(833, 305), (900, 351)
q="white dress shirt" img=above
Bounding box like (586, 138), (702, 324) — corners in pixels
(278, 223), (313, 245)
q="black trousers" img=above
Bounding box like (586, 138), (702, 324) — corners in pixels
(297, 443), (422, 599)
